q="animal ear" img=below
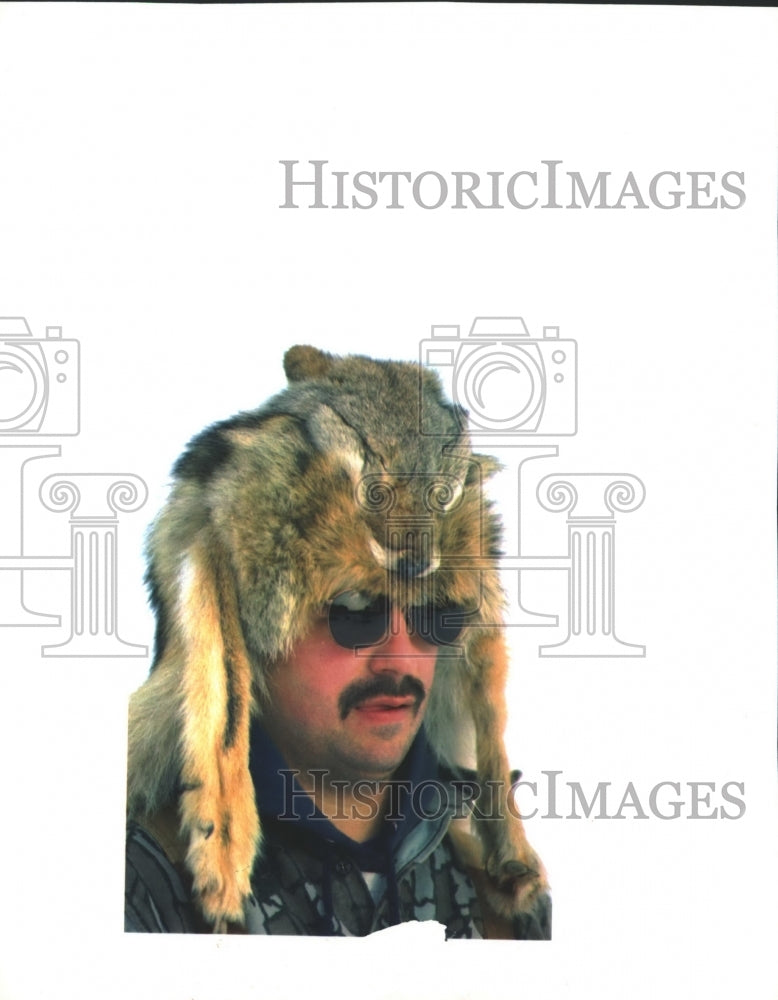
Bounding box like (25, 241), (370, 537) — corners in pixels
(284, 345), (336, 383)
(174, 528), (260, 930)
(468, 452), (503, 483)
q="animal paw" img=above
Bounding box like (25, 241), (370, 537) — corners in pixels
(484, 846), (549, 919)
(186, 821), (253, 932)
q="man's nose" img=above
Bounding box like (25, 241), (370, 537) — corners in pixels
(369, 607), (428, 665)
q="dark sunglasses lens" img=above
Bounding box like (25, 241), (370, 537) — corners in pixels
(408, 604), (465, 646)
(329, 593), (388, 649)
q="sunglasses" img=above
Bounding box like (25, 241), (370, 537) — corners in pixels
(327, 591), (466, 650)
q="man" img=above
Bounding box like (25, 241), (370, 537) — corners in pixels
(125, 345), (551, 938)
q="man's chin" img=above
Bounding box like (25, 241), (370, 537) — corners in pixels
(330, 709), (425, 779)
(336, 738), (415, 782)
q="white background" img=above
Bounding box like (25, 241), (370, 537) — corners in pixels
(0, 4), (776, 999)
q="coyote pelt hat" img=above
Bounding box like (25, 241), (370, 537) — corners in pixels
(127, 344), (548, 931)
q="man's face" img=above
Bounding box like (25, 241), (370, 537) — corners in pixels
(262, 602), (438, 783)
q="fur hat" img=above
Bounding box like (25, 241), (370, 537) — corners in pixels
(127, 345), (548, 931)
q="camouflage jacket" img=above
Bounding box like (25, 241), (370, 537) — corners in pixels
(125, 726), (551, 939)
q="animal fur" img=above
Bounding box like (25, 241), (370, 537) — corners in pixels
(127, 344), (548, 932)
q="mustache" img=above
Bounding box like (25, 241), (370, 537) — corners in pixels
(338, 674), (427, 720)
